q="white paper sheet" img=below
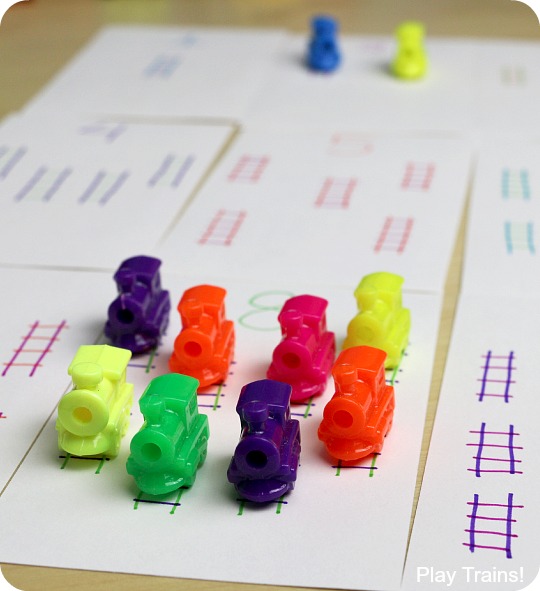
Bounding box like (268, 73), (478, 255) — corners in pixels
(0, 268), (440, 591)
(402, 294), (540, 590)
(0, 116), (232, 268)
(462, 141), (540, 296)
(403, 139), (540, 590)
(156, 130), (472, 293)
(23, 26), (286, 121)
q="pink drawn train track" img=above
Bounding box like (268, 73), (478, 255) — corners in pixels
(374, 216), (414, 253)
(401, 161), (435, 191)
(228, 155), (269, 183)
(198, 209), (247, 246)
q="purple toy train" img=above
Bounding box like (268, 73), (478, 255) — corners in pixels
(105, 255), (170, 354)
(267, 295), (335, 403)
(227, 379), (301, 503)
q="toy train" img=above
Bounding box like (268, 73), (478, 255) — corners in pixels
(126, 373), (209, 495)
(58, 257), (407, 497)
(227, 379), (301, 503)
(343, 272), (410, 368)
(56, 344), (133, 457)
(169, 285), (235, 389)
(267, 294), (335, 403)
(105, 255), (170, 354)
(318, 346), (395, 461)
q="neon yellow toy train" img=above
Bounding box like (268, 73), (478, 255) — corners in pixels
(56, 344), (133, 457)
(343, 272), (410, 369)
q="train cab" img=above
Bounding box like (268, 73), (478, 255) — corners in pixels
(227, 379), (301, 503)
(105, 255), (170, 354)
(56, 344), (133, 457)
(318, 346), (395, 462)
(169, 285), (234, 389)
(267, 295), (335, 403)
(343, 272), (410, 368)
(126, 373), (209, 495)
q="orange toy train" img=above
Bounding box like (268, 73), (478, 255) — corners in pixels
(318, 346), (395, 462)
(169, 285), (234, 389)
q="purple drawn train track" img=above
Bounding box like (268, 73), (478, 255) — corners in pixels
(464, 493), (523, 559)
(477, 350), (516, 403)
(0, 145), (27, 179)
(14, 167), (72, 202)
(143, 54), (181, 78)
(148, 154), (195, 188)
(467, 423), (523, 477)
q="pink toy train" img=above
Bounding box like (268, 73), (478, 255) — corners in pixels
(267, 295), (335, 403)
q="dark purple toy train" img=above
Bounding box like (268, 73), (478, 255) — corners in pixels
(227, 379), (301, 503)
(105, 255), (170, 354)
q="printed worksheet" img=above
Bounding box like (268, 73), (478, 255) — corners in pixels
(403, 141), (540, 590)
(402, 293), (540, 590)
(462, 141), (540, 295)
(23, 26), (286, 120)
(0, 268), (440, 591)
(156, 130), (472, 293)
(0, 116), (232, 268)
(0, 267), (111, 491)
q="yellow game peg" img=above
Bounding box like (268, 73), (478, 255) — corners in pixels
(391, 21), (428, 80)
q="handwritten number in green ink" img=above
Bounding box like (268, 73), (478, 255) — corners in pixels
(238, 290), (294, 332)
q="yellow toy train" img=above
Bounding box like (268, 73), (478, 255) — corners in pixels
(56, 344), (133, 457)
(343, 272), (410, 368)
